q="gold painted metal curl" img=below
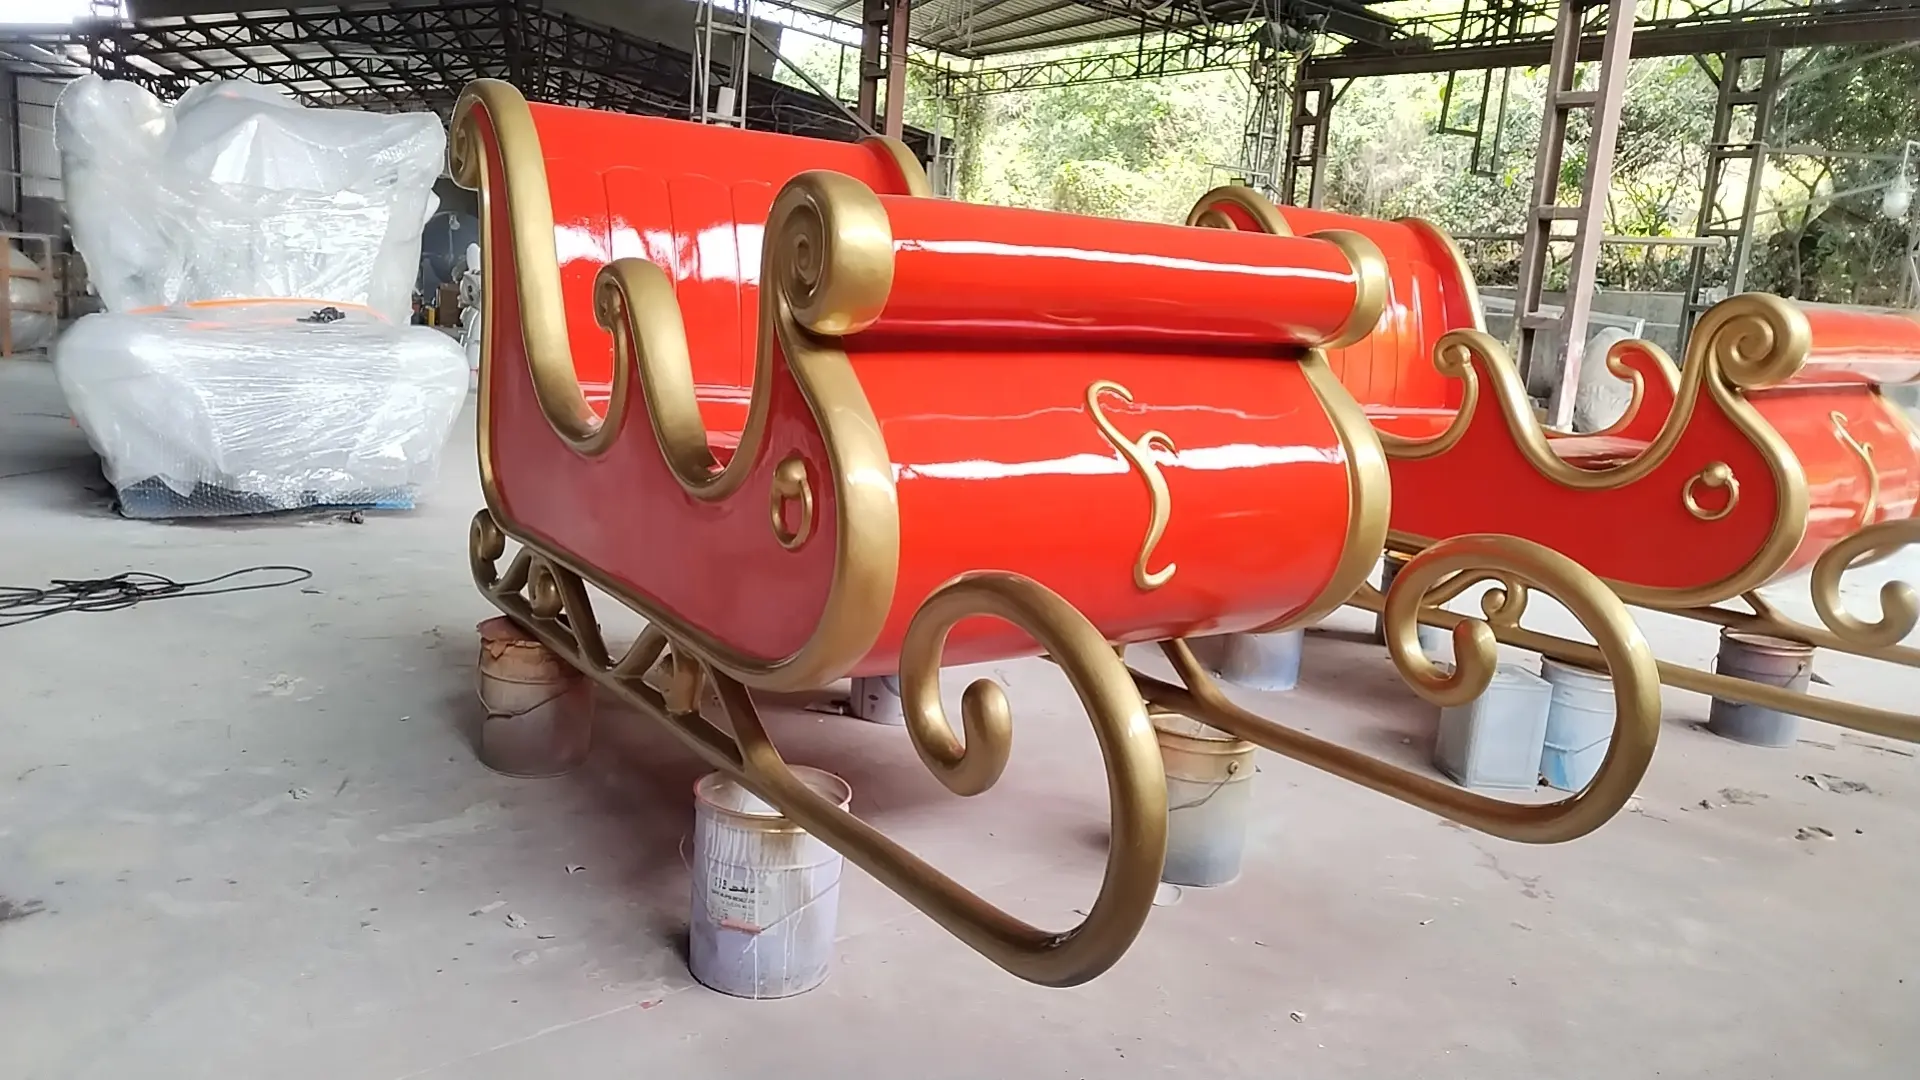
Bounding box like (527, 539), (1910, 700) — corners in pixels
(1373, 332), (1482, 460)
(861, 135), (935, 197)
(1184, 184), (1294, 235)
(1811, 519), (1920, 650)
(1588, 340), (1681, 441)
(1135, 535), (1663, 843)
(1830, 410), (1880, 528)
(1086, 380), (1177, 591)
(1307, 229), (1390, 350)
(452, 79), (900, 692)
(1683, 462), (1740, 521)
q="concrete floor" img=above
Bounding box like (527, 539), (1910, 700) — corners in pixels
(3, 355), (1918, 1079)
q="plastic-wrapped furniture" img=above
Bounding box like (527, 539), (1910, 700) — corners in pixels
(52, 76), (467, 516)
(455, 80), (1662, 985)
(1190, 184), (1920, 743)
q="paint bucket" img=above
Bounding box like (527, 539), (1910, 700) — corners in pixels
(1375, 556), (1447, 653)
(1433, 663), (1553, 790)
(689, 768), (851, 999)
(475, 616), (593, 777)
(849, 674), (905, 725)
(1707, 630), (1815, 748)
(1539, 658), (1615, 792)
(1152, 710), (1257, 887)
(1195, 629), (1306, 692)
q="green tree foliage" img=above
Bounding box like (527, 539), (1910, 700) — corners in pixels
(774, 32), (1912, 302)
(960, 68), (1246, 224)
(1749, 47), (1920, 305)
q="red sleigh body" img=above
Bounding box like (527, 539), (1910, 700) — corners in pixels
(457, 83), (1389, 692)
(451, 87), (1669, 987)
(1190, 187), (1920, 607)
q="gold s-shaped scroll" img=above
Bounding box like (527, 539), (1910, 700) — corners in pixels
(1683, 462), (1740, 521)
(1831, 410), (1879, 528)
(1087, 380), (1176, 591)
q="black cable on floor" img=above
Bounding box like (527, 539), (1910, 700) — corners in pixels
(0, 565), (314, 629)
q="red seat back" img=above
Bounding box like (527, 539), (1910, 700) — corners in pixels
(523, 104), (922, 409)
(1276, 205), (1481, 411)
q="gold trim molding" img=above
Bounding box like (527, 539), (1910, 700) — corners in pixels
(1086, 380), (1177, 591)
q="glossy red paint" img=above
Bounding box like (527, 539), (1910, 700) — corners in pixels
(874, 198), (1364, 348)
(1788, 305), (1920, 386)
(1755, 387), (1920, 574)
(1275, 205), (1480, 410)
(528, 101), (916, 429)
(473, 100), (1365, 676)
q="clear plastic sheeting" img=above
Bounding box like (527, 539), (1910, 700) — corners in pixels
(55, 75), (443, 324)
(55, 303), (469, 517)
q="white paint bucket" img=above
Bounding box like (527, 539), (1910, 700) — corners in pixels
(1152, 711), (1257, 887)
(689, 768), (851, 999)
(1193, 629), (1306, 692)
(475, 616), (592, 777)
(848, 674), (905, 725)
(1539, 658), (1615, 792)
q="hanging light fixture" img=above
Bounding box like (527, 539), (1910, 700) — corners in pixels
(1884, 173), (1914, 221)
(1885, 142), (1918, 221)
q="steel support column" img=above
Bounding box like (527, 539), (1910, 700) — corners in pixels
(856, 0), (910, 138)
(1513, 0), (1636, 430)
(1279, 62), (1334, 208)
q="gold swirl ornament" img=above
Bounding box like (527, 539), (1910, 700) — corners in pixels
(1830, 410), (1879, 528)
(1086, 380), (1176, 591)
(1811, 518), (1920, 650)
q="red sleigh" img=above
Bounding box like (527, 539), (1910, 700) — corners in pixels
(1190, 185), (1920, 743)
(451, 81), (1661, 986)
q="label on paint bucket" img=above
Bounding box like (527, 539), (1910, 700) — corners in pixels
(707, 866), (768, 933)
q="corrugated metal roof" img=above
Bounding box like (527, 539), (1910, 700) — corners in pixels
(787, 0), (1263, 58)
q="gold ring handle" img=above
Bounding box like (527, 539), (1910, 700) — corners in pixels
(1682, 462), (1740, 521)
(769, 454), (816, 549)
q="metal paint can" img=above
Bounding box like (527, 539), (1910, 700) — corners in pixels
(1193, 628), (1306, 692)
(1375, 556), (1447, 654)
(475, 616), (593, 777)
(1152, 710), (1257, 888)
(848, 674), (906, 725)
(1539, 658), (1615, 792)
(689, 768), (851, 999)
(1707, 630), (1815, 748)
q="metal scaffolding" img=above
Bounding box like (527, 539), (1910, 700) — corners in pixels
(1512, 0), (1636, 429)
(0, 0), (933, 155)
(1681, 49), (1784, 332)
(692, 0), (756, 126)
